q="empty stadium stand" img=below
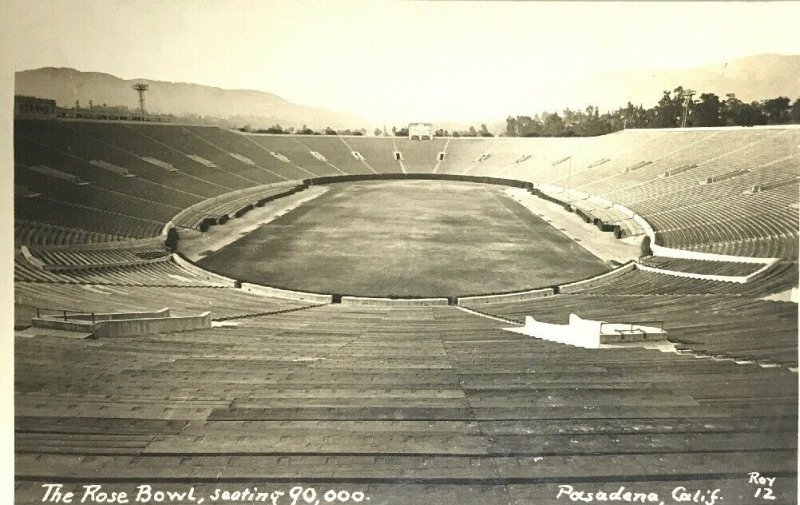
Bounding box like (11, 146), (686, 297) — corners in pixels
(13, 119), (799, 503)
(14, 304), (798, 503)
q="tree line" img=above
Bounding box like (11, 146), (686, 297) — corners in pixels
(388, 125), (495, 137)
(505, 87), (800, 137)
(238, 124), (370, 135)
(239, 124), (499, 137)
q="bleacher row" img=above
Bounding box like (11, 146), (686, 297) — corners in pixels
(14, 219), (126, 248)
(567, 263), (797, 297)
(30, 246), (169, 268)
(684, 234), (799, 259)
(638, 257), (764, 276)
(14, 282), (310, 328)
(14, 254), (228, 287)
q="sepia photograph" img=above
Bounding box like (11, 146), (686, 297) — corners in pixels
(2, 1), (799, 503)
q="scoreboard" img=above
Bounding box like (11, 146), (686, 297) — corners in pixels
(408, 123), (433, 140)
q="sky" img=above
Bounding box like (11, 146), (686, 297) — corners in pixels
(6, 0), (800, 124)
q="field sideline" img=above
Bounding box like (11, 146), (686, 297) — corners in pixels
(197, 180), (610, 297)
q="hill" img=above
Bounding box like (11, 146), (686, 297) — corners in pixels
(15, 67), (366, 129)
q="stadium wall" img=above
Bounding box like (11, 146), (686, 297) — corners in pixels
(458, 287), (556, 305)
(558, 261), (637, 294)
(340, 296), (450, 307)
(239, 283), (333, 304)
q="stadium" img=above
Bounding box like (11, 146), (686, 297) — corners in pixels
(7, 2), (800, 504)
(13, 118), (800, 502)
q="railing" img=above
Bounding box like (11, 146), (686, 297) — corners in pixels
(35, 307), (96, 324)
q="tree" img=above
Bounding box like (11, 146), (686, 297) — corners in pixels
(721, 94), (765, 126)
(620, 102), (647, 129)
(515, 115), (543, 137)
(652, 89), (682, 128)
(374, 128), (382, 136)
(505, 116), (517, 136)
(541, 112), (565, 136)
(762, 96), (792, 124)
(791, 98), (800, 124)
(324, 127), (337, 135)
(693, 93), (721, 127)
(721, 94), (741, 126)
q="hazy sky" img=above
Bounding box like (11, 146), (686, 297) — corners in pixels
(7, 0), (800, 123)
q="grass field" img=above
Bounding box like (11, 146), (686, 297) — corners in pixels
(197, 180), (610, 297)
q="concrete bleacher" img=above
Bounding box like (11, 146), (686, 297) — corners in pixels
(435, 138), (497, 174)
(16, 120), (229, 197)
(14, 253), (230, 287)
(250, 134), (374, 175)
(638, 256), (765, 276)
(30, 246), (169, 269)
(340, 136), (403, 173)
(123, 123), (279, 188)
(188, 127), (342, 179)
(15, 195), (166, 239)
(200, 127), (343, 180)
(15, 219), (126, 247)
(14, 304), (797, 503)
(12, 119), (799, 502)
(394, 137), (448, 172)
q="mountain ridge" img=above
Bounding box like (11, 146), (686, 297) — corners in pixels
(15, 67), (363, 129)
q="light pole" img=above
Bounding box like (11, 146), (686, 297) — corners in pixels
(133, 83), (149, 119)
